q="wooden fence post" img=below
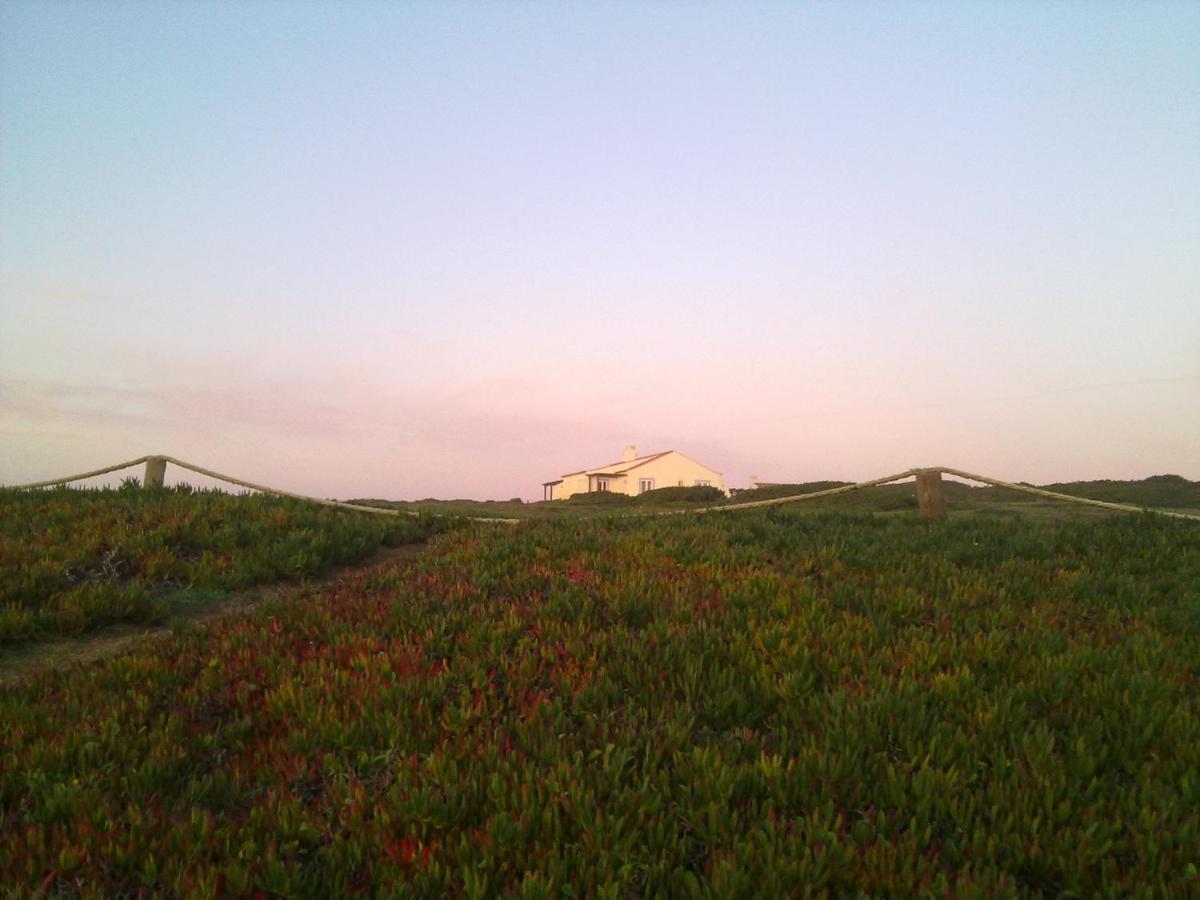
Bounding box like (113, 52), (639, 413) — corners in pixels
(144, 456), (167, 489)
(915, 469), (946, 519)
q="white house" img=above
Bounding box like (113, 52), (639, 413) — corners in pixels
(542, 446), (728, 500)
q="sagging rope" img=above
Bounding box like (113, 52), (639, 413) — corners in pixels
(162, 456), (523, 524)
(937, 466), (1200, 521)
(5, 456), (1198, 523)
(683, 468), (925, 515)
(11, 455), (158, 490)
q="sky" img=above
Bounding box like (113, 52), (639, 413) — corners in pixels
(2, 0), (1197, 500)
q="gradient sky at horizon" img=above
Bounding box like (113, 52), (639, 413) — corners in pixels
(2, 1), (1197, 499)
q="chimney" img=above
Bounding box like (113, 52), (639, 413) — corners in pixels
(622, 445), (637, 462)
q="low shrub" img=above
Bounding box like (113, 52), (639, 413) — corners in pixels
(566, 490), (635, 505)
(635, 485), (726, 504)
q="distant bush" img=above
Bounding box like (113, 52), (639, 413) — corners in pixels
(566, 491), (635, 505)
(730, 482), (921, 512)
(635, 485), (725, 504)
(852, 487), (919, 511)
(345, 498), (401, 510)
(731, 482), (851, 503)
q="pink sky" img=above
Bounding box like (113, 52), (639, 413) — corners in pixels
(2, 3), (1198, 499)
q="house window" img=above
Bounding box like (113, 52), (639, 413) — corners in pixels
(597, 478), (609, 491)
(639, 478), (655, 494)
(694, 480), (710, 487)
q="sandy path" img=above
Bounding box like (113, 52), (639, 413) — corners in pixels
(0, 542), (427, 686)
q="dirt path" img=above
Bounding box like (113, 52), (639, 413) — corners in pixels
(0, 542), (428, 687)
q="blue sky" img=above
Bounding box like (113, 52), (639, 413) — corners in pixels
(2, 1), (1197, 498)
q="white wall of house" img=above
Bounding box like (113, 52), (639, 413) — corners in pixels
(549, 450), (728, 499)
(557, 472), (593, 497)
(624, 452), (728, 496)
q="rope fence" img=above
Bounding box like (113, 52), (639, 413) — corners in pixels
(683, 469), (926, 515)
(5, 455), (1198, 523)
(936, 466), (1200, 521)
(12, 455), (159, 490)
(4, 454), (522, 524)
(679, 466), (1200, 521)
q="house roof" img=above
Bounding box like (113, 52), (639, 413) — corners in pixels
(560, 450), (673, 479)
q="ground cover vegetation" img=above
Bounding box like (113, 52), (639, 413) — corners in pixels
(3, 507), (1198, 895)
(0, 484), (439, 647)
